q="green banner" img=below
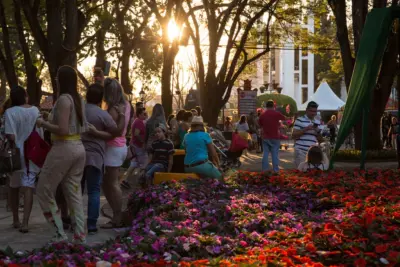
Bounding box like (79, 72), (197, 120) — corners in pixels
(330, 7), (400, 169)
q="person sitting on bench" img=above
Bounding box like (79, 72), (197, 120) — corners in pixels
(141, 123), (174, 187)
(183, 116), (221, 179)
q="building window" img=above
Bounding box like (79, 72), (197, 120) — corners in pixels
(302, 60), (308, 85)
(294, 48), (299, 70)
(302, 87), (308, 104)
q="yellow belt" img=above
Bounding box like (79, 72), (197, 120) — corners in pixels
(51, 134), (81, 141)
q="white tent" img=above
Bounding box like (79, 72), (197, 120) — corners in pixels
(299, 82), (345, 111)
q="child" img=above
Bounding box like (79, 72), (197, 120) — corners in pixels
(142, 123), (174, 186)
(297, 146), (329, 171)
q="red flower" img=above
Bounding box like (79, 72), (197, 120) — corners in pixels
(388, 250), (400, 260)
(375, 244), (389, 253)
(354, 258), (367, 267)
(305, 243), (317, 253)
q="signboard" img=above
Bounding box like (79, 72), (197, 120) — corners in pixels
(237, 89), (257, 116)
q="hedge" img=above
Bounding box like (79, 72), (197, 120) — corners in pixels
(257, 94), (298, 116)
(334, 149), (397, 162)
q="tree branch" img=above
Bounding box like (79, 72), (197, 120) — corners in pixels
(77, 29), (102, 51)
(328, 0), (354, 88)
(224, 48), (269, 103)
(217, 1), (247, 84)
(216, 0), (242, 42)
(183, 1), (205, 90)
(225, 0), (277, 85)
(76, 68), (90, 89)
(19, 0), (49, 58)
(144, 0), (164, 24)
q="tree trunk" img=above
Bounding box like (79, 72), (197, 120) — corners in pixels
(0, 0), (18, 88)
(95, 29), (106, 69)
(202, 87), (222, 126)
(0, 66), (6, 102)
(161, 42), (179, 117)
(328, 0), (354, 88)
(120, 46), (133, 95)
(161, 60), (174, 117)
(14, 0), (41, 105)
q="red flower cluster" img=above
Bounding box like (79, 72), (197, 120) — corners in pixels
(1, 169), (399, 266)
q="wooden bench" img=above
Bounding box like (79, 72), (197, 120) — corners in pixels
(154, 172), (200, 184)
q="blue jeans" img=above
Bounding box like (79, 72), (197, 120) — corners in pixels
(145, 163), (166, 184)
(185, 161), (222, 179)
(262, 139), (280, 172)
(81, 166), (102, 230)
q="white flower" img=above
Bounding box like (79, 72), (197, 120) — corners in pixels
(121, 253), (130, 258)
(183, 243), (190, 251)
(380, 258), (389, 265)
(163, 252), (172, 261)
(15, 251), (24, 256)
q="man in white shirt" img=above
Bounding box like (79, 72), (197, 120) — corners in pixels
(292, 101), (323, 167)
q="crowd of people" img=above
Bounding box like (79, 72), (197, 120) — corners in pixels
(0, 66), (222, 243)
(381, 112), (399, 150)
(0, 65), (364, 245)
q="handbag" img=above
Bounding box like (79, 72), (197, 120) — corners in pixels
(24, 129), (51, 172)
(0, 140), (22, 173)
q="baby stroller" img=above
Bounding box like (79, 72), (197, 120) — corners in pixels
(213, 132), (247, 172)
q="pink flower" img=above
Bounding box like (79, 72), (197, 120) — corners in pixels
(239, 241), (248, 247)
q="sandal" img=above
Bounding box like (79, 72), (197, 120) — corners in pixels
(120, 180), (131, 190)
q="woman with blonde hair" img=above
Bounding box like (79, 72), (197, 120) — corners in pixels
(36, 65), (87, 243)
(101, 78), (131, 228)
(146, 103), (166, 150)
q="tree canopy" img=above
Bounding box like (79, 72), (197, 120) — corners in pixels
(0, 0), (347, 125)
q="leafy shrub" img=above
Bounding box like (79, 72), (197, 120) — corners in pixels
(334, 149), (397, 161)
(256, 94), (298, 115)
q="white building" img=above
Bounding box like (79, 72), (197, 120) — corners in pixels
(252, 12), (316, 108)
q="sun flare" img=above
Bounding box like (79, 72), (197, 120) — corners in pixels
(168, 19), (180, 42)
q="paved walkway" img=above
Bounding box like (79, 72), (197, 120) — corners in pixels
(0, 146), (396, 252)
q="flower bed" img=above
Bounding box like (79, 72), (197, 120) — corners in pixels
(1, 169), (399, 266)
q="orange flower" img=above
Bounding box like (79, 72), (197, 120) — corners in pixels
(305, 243), (317, 253)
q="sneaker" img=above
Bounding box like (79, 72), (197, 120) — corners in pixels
(50, 233), (68, 243)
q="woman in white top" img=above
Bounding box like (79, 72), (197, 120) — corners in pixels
(5, 86), (41, 233)
(297, 145), (329, 171)
(236, 115), (250, 132)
